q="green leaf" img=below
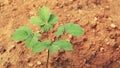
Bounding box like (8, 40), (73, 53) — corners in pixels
(40, 24), (52, 32)
(25, 35), (33, 48)
(32, 42), (46, 53)
(49, 40), (73, 53)
(38, 6), (51, 22)
(52, 40), (73, 51)
(17, 26), (32, 33)
(12, 30), (28, 41)
(34, 32), (41, 37)
(49, 44), (60, 53)
(30, 16), (44, 25)
(25, 33), (41, 48)
(56, 26), (64, 37)
(12, 26), (32, 41)
(20, 26), (32, 35)
(41, 40), (51, 46)
(64, 23), (83, 36)
(48, 14), (58, 25)
(32, 40), (51, 53)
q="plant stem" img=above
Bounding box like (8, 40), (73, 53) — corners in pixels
(46, 32), (49, 68)
(46, 50), (50, 68)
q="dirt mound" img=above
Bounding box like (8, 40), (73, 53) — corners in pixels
(0, 0), (120, 68)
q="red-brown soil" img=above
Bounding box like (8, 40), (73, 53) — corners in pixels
(0, 0), (120, 68)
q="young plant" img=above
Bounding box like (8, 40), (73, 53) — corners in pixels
(12, 6), (83, 68)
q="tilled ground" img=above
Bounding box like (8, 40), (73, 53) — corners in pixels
(0, 0), (120, 68)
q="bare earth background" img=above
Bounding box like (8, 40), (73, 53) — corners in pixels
(0, 0), (120, 68)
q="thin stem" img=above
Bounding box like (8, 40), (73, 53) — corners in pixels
(46, 50), (50, 68)
(46, 32), (49, 68)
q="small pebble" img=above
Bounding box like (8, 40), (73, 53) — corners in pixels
(37, 61), (41, 65)
(94, 17), (98, 21)
(29, 11), (34, 15)
(100, 47), (104, 52)
(106, 42), (110, 45)
(110, 24), (116, 28)
(78, 10), (83, 13)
